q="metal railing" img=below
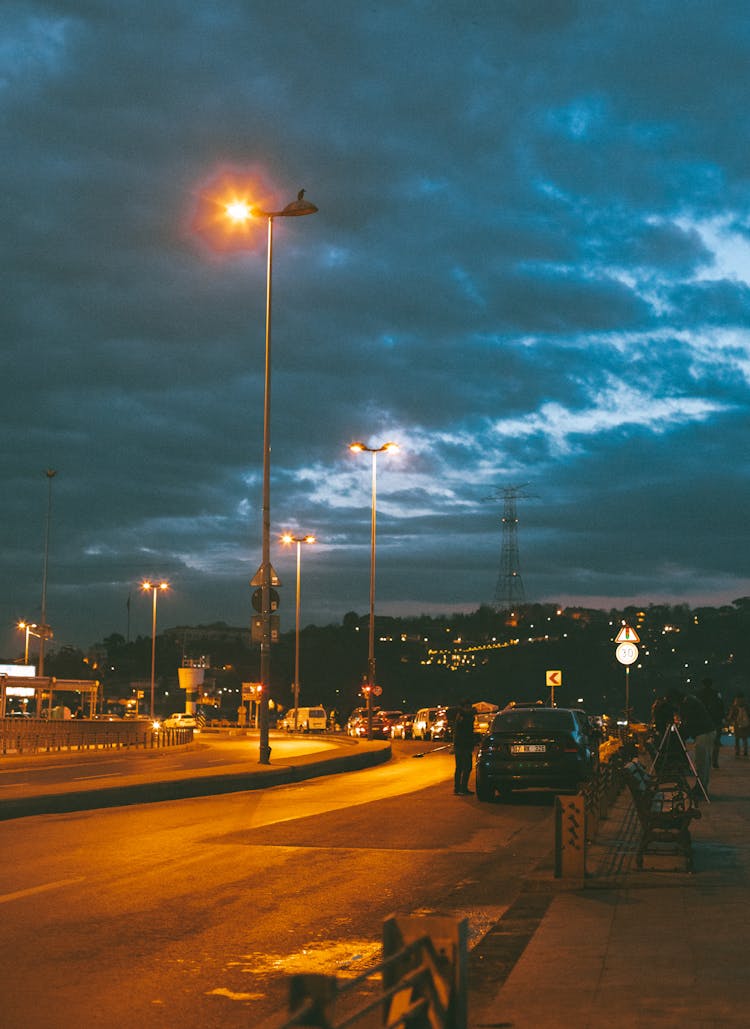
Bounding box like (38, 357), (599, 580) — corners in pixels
(0, 718), (193, 756)
(555, 741), (627, 879)
(264, 915), (468, 1029)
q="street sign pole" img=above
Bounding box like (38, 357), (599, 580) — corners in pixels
(545, 670), (562, 707)
(615, 634), (639, 725)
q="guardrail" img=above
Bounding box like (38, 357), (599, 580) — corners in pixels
(555, 740), (628, 879)
(263, 915), (468, 1029)
(0, 719), (193, 756)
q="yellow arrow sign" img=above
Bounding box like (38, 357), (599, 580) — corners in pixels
(546, 670), (562, 687)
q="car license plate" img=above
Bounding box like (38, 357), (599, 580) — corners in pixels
(511, 744), (546, 754)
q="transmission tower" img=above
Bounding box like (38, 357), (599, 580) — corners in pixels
(489, 484), (536, 615)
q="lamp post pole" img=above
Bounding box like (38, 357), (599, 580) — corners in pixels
(349, 442), (399, 738)
(38, 469), (56, 675)
(142, 581), (168, 719)
(281, 533), (316, 730)
(17, 621), (38, 664)
(225, 190), (317, 765)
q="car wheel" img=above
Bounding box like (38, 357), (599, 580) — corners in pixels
(476, 774), (494, 803)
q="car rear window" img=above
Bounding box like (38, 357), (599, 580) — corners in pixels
(310, 709), (325, 718)
(492, 709), (575, 732)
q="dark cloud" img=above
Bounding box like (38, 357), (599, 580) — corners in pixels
(2, 1), (750, 655)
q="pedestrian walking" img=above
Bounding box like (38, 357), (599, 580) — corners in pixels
(452, 698), (476, 795)
(728, 692), (750, 758)
(697, 677), (725, 769)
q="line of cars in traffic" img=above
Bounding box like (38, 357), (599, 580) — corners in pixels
(344, 699), (603, 802)
(344, 703), (498, 742)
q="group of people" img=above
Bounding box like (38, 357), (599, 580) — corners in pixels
(651, 677), (750, 801)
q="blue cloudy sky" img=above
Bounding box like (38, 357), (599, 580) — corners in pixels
(3, 0), (750, 652)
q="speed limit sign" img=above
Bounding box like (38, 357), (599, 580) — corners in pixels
(616, 642), (639, 665)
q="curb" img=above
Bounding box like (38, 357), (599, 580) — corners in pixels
(0, 743), (392, 820)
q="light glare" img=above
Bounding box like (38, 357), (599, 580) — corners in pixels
(225, 200), (251, 223)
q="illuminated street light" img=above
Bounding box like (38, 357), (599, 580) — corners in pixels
(37, 469), (57, 675)
(225, 188), (318, 765)
(349, 441), (399, 738)
(17, 621), (39, 664)
(281, 533), (316, 729)
(142, 581), (169, 718)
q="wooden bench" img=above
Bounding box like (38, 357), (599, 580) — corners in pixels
(624, 759), (701, 870)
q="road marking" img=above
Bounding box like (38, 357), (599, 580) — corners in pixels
(73, 773), (121, 781)
(0, 877), (86, 905)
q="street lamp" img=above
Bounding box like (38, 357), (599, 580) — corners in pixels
(281, 533), (316, 729)
(142, 581), (169, 718)
(225, 189), (318, 765)
(38, 469), (57, 675)
(17, 621), (39, 664)
(349, 441), (399, 738)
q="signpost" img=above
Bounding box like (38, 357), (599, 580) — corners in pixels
(614, 626), (640, 724)
(546, 669), (562, 706)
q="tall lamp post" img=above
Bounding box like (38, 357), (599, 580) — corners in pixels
(225, 189), (318, 765)
(17, 621), (39, 664)
(38, 468), (57, 675)
(349, 441), (399, 738)
(281, 533), (316, 729)
(142, 581), (169, 718)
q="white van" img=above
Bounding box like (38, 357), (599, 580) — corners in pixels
(412, 707), (441, 740)
(280, 706), (327, 733)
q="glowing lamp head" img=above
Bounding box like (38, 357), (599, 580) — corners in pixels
(225, 199), (252, 223)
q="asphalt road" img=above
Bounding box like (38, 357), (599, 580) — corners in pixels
(0, 731), (340, 793)
(2, 741), (554, 1028)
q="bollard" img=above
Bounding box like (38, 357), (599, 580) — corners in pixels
(554, 793), (586, 879)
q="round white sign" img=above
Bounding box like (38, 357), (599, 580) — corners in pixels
(616, 641), (639, 666)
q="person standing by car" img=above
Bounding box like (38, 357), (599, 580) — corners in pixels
(453, 699), (476, 796)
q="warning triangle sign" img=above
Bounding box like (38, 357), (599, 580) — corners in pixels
(615, 625), (640, 644)
(250, 564), (281, 588)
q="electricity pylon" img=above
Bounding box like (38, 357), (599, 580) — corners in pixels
(488, 484), (536, 616)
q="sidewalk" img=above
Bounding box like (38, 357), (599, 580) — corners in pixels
(470, 748), (750, 1028)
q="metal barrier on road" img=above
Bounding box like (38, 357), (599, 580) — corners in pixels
(555, 741), (627, 879)
(267, 915), (468, 1029)
(0, 719), (193, 755)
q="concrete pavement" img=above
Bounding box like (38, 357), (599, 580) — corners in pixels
(470, 745), (750, 1028)
(5, 730), (749, 1026)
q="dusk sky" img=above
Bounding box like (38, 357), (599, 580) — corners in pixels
(3, 1), (750, 654)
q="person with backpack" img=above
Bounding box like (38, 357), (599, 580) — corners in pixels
(728, 692), (750, 758)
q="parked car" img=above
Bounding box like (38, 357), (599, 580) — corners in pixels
(279, 706), (327, 733)
(161, 712), (197, 730)
(430, 706), (459, 741)
(391, 712), (415, 739)
(412, 707), (441, 740)
(379, 710), (403, 736)
(472, 704), (499, 736)
(346, 707), (391, 739)
(475, 706), (597, 802)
